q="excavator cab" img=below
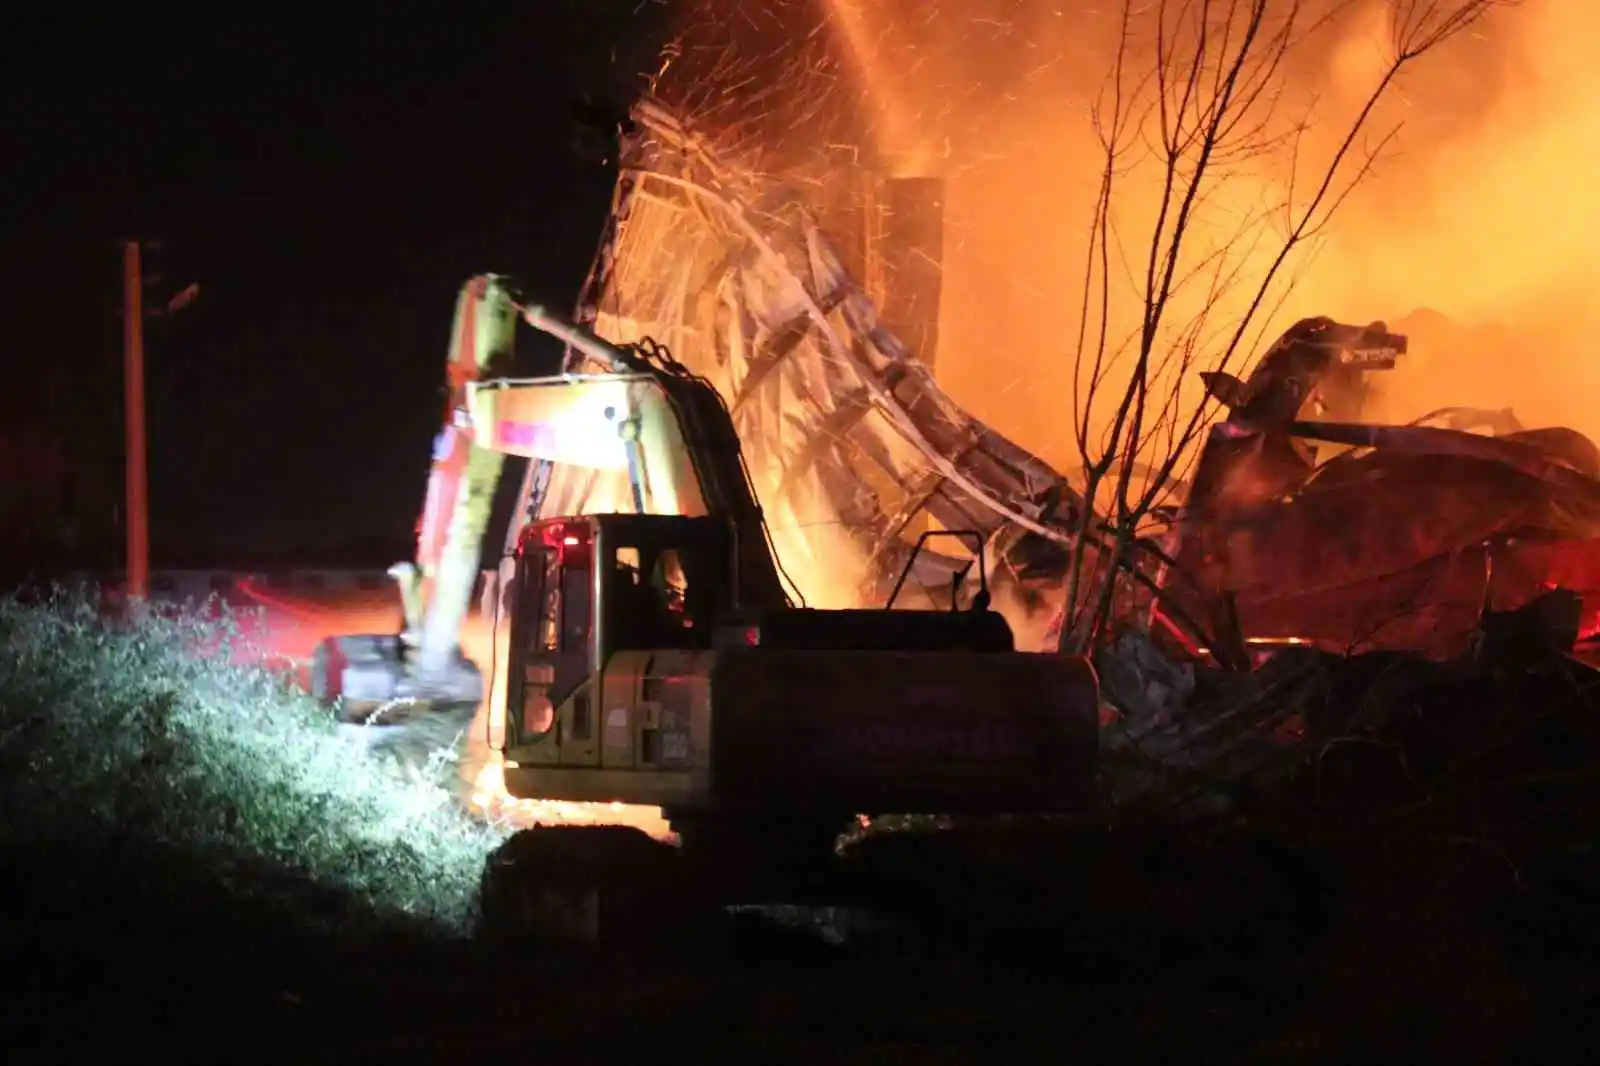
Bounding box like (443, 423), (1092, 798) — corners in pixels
(504, 513), (735, 752)
(506, 513), (1022, 738)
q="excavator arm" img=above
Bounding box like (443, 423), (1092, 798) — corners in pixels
(390, 275), (518, 688)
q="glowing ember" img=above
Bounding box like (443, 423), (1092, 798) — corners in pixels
(819, 0), (934, 174)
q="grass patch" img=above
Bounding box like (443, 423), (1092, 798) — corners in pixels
(0, 591), (510, 946)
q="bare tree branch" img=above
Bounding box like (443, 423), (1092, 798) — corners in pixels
(1060, 0), (1514, 654)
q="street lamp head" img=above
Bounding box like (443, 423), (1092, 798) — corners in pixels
(166, 282), (200, 314)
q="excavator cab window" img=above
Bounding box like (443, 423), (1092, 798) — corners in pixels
(559, 563), (592, 648)
(610, 546), (678, 650)
(607, 527), (726, 651)
(509, 520), (596, 743)
(533, 545), (592, 654)
(535, 549), (559, 653)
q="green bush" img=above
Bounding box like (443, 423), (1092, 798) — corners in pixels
(0, 591), (509, 938)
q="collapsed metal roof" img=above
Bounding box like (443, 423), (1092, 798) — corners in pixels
(537, 96), (1084, 617)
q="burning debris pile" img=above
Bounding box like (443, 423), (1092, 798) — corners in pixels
(1098, 592), (1593, 815)
(1041, 314), (1600, 930)
(1081, 593), (1600, 963)
(565, 96), (1600, 926)
(1154, 315), (1600, 665)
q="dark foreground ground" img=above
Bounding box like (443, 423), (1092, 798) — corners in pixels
(10, 592), (1600, 1063)
(5, 829), (1600, 1066)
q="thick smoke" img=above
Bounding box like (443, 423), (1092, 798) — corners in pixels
(1310, 0), (1600, 439)
(648, 1), (1591, 469)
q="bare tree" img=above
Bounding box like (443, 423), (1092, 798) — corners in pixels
(1056, 0), (1514, 655)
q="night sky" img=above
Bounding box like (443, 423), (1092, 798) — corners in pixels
(1, 5), (668, 567)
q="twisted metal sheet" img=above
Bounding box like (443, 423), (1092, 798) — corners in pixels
(545, 97), (1084, 620)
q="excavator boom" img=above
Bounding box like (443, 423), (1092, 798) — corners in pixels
(401, 279), (515, 682)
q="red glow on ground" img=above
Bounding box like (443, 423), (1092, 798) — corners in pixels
(227, 578), (671, 838)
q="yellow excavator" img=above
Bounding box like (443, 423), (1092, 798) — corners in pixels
(312, 275), (1099, 931)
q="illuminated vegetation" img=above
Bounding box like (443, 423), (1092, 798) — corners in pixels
(0, 592), (509, 940)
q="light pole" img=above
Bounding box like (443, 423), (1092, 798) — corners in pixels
(123, 240), (148, 600)
(122, 239), (199, 601)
